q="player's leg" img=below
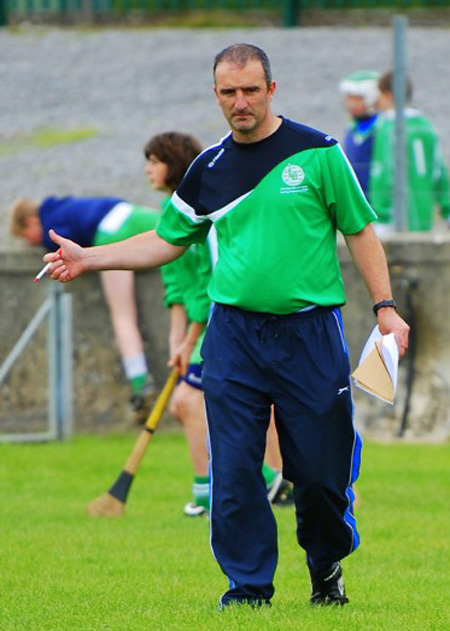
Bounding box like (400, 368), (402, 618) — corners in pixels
(100, 270), (156, 423)
(100, 269), (142, 359)
(169, 375), (210, 516)
(201, 305), (277, 608)
(271, 307), (359, 605)
(264, 407), (293, 505)
(265, 410), (282, 470)
(170, 381), (208, 476)
(169, 364), (289, 516)
(95, 205), (160, 423)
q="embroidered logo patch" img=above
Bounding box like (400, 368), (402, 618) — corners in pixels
(282, 164), (305, 187)
(280, 163), (308, 195)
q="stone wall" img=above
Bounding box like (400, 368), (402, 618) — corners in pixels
(1, 234), (450, 440)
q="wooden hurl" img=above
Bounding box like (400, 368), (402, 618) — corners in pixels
(87, 368), (178, 517)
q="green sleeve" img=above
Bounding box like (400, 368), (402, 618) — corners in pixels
(433, 140), (450, 220)
(158, 197), (184, 308)
(160, 241), (212, 322)
(369, 118), (394, 224)
(160, 259), (184, 309)
(190, 328), (206, 366)
(156, 194), (212, 246)
(322, 143), (377, 233)
(183, 241), (213, 324)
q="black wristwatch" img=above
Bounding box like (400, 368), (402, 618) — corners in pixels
(372, 299), (397, 316)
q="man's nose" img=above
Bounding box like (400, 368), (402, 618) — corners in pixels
(234, 92), (248, 110)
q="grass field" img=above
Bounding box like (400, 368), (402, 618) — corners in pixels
(0, 127), (97, 156)
(0, 432), (449, 631)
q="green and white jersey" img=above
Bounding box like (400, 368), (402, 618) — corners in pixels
(157, 117), (376, 315)
(159, 198), (214, 325)
(369, 108), (450, 231)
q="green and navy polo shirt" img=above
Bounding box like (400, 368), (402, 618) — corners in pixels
(159, 198), (213, 326)
(157, 116), (377, 315)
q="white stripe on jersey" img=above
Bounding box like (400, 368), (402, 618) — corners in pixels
(97, 202), (133, 233)
(207, 225), (219, 268)
(171, 191), (206, 224)
(412, 138), (426, 176)
(208, 191), (253, 223)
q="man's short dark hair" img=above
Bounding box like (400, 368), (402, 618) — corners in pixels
(213, 43), (272, 87)
(379, 70), (413, 103)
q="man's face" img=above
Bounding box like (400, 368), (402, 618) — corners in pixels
(377, 91), (393, 112)
(21, 215), (43, 246)
(346, 95), (369, 119)
(145, 154), (170, 192)
(214, 59), (276, 139)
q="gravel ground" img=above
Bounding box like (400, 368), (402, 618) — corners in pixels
(1, 25), (450, 247)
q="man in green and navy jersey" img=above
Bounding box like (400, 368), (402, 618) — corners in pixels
(369, 71), (450, 232)
(42, 44), (410, 610)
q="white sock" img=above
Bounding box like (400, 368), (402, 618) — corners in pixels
(122, 353), (149, 380)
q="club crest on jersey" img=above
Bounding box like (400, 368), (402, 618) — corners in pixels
(282, 164), (305, 187)
(280, 164), (308, 194)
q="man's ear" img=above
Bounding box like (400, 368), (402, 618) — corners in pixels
(268, 80), (277, 100)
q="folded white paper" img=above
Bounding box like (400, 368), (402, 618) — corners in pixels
(352, 325), (399, 404)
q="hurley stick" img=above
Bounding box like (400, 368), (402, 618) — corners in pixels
(87, 368), (178, 517)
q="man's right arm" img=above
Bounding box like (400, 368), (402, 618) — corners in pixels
(43, 228), (186, 283)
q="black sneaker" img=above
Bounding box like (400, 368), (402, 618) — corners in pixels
(271, 478), (294, 507)
(309, 562), (349, 606)
(267, 472), (294, 506)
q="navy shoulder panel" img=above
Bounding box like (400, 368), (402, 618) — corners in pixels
(188, 138), (230, 173)
(175, 119), (337, 216)
(175, 135), (231, 212)
(283, 118), (338, 150)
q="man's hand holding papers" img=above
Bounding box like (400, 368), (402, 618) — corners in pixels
(352, 326), (399, 404)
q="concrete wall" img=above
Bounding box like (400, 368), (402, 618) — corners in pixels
(340, 232), (450, 441)
(1, 234), (450, 440)
(0, 247), (170, 434)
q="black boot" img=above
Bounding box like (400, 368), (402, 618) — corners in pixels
(309, 561), (349, 606)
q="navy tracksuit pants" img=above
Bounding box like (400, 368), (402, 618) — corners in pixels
(201, 304), (361, 605)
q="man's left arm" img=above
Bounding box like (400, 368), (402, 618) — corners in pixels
(344, 223), (410, 358)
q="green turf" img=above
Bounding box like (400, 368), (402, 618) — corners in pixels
(0, 433), (448, 630)
(0, 127), (97, 156)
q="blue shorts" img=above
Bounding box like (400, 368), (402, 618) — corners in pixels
(178, 363), (203, 390)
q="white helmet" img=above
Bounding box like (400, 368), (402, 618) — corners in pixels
(339, 70), (379, 113)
